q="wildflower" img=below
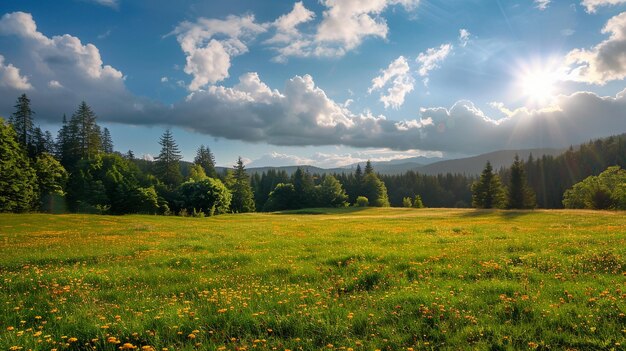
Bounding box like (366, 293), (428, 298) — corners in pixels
(187, 334), (196, 339)
(6, 326), (14, 331)
(120, 343), (137, 350)
(68, 338), (78, 343)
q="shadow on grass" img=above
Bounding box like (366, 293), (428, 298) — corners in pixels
(460, 209), (536, 219)
(272, 207), (369, 215)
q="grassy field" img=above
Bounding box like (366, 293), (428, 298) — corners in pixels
(0, 208), (625, 351)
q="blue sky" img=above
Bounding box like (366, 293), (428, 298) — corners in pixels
(0, 0), (625, 167)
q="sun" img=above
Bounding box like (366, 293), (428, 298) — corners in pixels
(521, 70), (556, 104)
(515, 59), (564, 106)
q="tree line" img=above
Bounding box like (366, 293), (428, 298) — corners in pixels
(1, 94), (624, 214)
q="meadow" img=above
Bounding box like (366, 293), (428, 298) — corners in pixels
(0, 208), (625, 351)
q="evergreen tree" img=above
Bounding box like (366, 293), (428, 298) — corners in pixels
(229, 157), (256, 213)
(364, 160), (374, 175)
(101, 127), (113, 153)
(293, 167), (316, 208)
(318, 175), (348, 207)
(68, 102), (102, 160)
(354, 164), (363, 182)
(125, 150), (135, 160)
(154, 129), (183, 186)
(9, 94), (34, 153)
(413, 195), (425, 208)
(362, 172), (390, 207)
(472, 161), (506, 209)
(402, 197), (413, 208)
(194, 145), (217, 178)
(507, 155), (536, 209)
(0, 118), (37, 212)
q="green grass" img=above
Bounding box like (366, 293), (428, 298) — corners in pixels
(0, 208), (625, 350)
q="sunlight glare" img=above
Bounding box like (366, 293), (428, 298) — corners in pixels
(515, 58), (564, 106)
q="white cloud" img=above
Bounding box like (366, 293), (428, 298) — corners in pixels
(369, 56), (414, 109)
(48, 80), (63, 88)
(268, 0), (419, 61)
(160, 77), (168, 83)
(535, 0), (551, 10)
(0, 55), (32, 90)
(459, 29), (470, 47)
(565, 12), (626, 84)
(1, 12), (624, 157)
(85, 0), (119, 9)
(581, 0), (626, 13)
(416, 43), (452, 86)
(170, 15), (266, 90)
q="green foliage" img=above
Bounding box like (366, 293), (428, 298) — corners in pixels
(33, 153), (68, 212)
(362, 173), (390, 207)
(68, 102), (103, 161)
(9, 94), (34, 153)
(154, 129), (183, 187)
(130, 186), (160, 214)
(506, 155), (536, 209)
(179, 178), (232, 216)
(402, 197), (412, 208)
(318, 175), (349, 207)
(563, 166), (626, 209)
(264, 183), (297, 211)
(293, 167), (316, 208)
(472, 161), (506, 209)
(0, 118), (37, 212)
(355, 196), (369, 207)
(412, 195), (425, 208)
(66, 154), (151, 214)
(194, 145), (217, 178)
(229, 157), (256, 213)
(101, 127), (113, 153)
(188, 164), (208, 182)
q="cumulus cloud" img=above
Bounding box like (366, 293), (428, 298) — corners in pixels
(1, 11), (624, 157)
(565, 12), (626, 84)
(0, 11), (152, 121)
(535, 0), (551, 10)
(0, 55), (32, 90)
(458, 29), (470, 47)
(170, 15), (266, 90)
(368, 56), (414, 109)
(267, 0), (419, 61)
(581, 0), (626, 13)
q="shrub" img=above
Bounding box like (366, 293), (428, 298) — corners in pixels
(355, 196), (369, 207)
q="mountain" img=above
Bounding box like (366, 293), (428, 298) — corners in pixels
(416, 148), (565, 176)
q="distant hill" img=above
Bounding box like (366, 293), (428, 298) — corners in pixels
(416, 148), (565, 176)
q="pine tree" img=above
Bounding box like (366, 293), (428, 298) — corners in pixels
(355, 164), (363, 182)
(154, 129), (183, 186)
(293, 167), (316, 208)
(56, 114), (79, 168)
(125, 150), (135, 160)
(364, 160), (374, 175)
(229, 157), (255, 213)
(102, 128), (113, 153)
(194, 145), (217, 178)
(472, 161), (506, 209)
(9, 94), (35, 154)
(0, 118), (37, 212)
(413, 195), (425, 208)
(507, 155), (536, 209)
(318, 175), (348, 207)
(68, 102), (102, 160)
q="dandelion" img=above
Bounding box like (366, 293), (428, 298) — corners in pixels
(68, 338), (78, 343)
(120, 343), (137, 350)
(188, 333), (196, 339)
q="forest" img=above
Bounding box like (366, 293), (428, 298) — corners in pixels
(1, 94), (625, 214)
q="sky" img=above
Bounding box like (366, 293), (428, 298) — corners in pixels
(0, 0), (625, 168)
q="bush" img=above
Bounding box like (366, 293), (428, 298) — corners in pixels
(178, 178), (232, 215)
(563, 166), (626, 210)
(355, 196), (369, 207)
(402, 197), (412, 208)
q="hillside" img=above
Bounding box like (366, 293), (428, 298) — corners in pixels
(417, 148), (564, 175)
